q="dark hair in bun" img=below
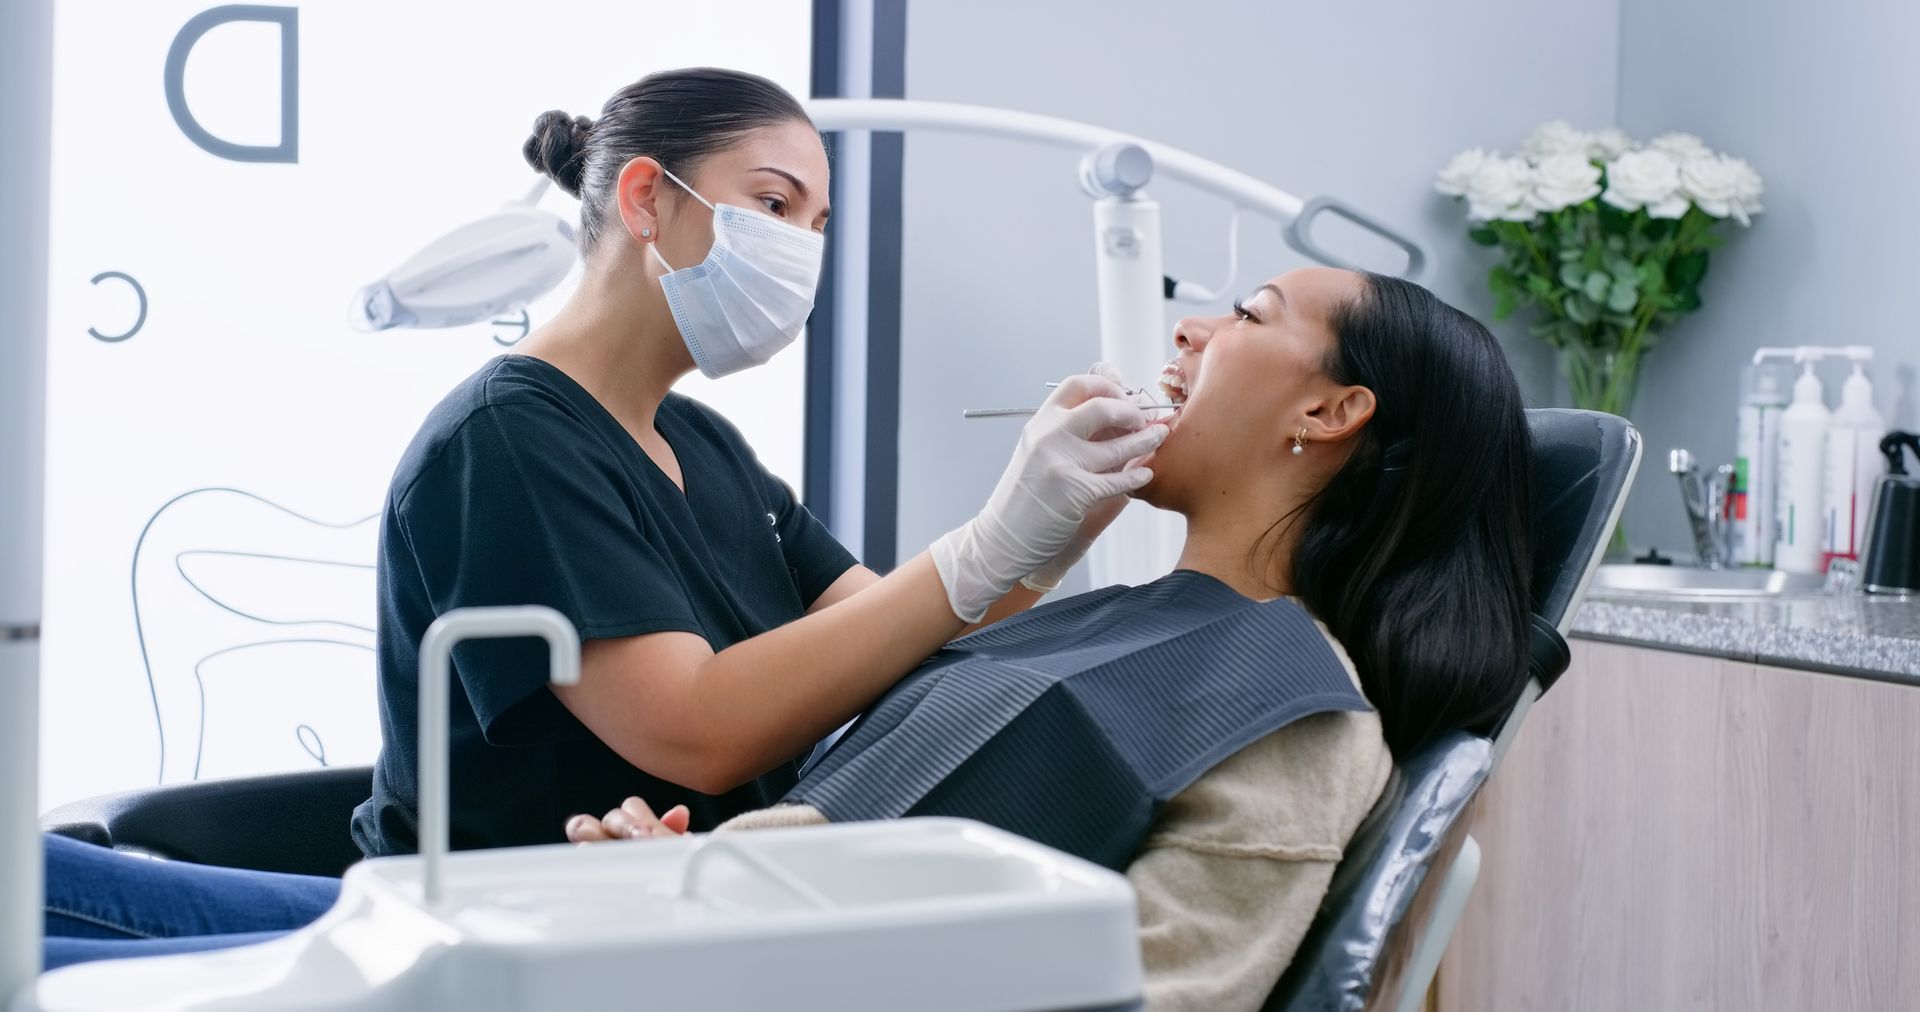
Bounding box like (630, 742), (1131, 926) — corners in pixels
(522, 111), (594, 198)
(521, 67), (811, 252)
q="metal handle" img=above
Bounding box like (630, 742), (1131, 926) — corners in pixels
(1284, 196), (1429, 281)
(419, 605), (581, 905)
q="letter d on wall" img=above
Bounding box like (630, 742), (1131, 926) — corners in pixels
(165, 5), (298, 163)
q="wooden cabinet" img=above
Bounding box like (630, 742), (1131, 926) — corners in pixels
(1436, 640), (1920, 1011)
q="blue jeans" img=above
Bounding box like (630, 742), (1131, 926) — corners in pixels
(43, 833), (341, 971)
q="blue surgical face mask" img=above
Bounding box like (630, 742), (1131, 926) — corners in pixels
(651, 168), (825, 378)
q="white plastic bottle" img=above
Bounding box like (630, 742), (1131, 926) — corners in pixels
(1822, 347), (1886, 564)
(1773, 347), (1832, 573)
(1735, 349), (1794, 566)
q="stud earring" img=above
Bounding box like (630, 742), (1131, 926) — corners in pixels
(1291, 428), (1307, 456)
(640, 228), (653, 238)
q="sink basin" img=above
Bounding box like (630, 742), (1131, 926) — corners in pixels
(1587, 564), (1828, 598)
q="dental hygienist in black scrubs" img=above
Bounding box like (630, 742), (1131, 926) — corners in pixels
(40, 66), (1165, 969)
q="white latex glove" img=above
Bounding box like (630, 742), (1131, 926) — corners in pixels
(932, 370), (1168, 622)
(1021, 362), (1161, 593)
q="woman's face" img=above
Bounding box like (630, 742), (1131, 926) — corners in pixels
(654, 119), (832, 267)
(1135, 267), (1370, 512)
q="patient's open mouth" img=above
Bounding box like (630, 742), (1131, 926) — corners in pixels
(1158, 359), (1190, 409)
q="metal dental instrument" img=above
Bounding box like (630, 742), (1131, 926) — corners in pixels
(966, 381), (1176, 418)
(1043, 381), (1154, 395)
(964, 404), (1178, 419)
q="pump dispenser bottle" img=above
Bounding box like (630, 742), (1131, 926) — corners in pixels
(1736, 348), (1794, 566)
(1774, 347), (1832, 573)
(1823, 346), (1886, 564)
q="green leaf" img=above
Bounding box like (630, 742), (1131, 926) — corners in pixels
(1672, 287), (1703, 313)
(1564, 293), (1600, 325)
(1584, 270), (1611, 302)
(1525, 274), (1556, 300)
(1635, 261), (1665, 295)
(1469, 226), (1499, 247)
(1606, 282), (1639, 313)
(1605, 254), (1636, 283)
(1559, 247), (1583, 262)
(1671, 250), (1709, 287)
(1493, 286), (1518, 320)
(1559, 262), (1587, 290)
(1488, 266), (1520, 320)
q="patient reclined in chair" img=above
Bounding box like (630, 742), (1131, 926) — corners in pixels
(707, 569), (1394, 1012)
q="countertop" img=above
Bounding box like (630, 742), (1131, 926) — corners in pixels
(1572, 591), (1920, 682)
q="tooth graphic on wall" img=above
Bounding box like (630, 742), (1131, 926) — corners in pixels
(131, 488), (380, 784)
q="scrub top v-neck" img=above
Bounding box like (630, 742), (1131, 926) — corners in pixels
(352, 354), (858, 858)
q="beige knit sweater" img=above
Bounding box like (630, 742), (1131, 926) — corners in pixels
(720, 622), (1393, 1012)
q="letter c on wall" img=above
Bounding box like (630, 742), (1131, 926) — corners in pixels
(165, 5), (299, 164)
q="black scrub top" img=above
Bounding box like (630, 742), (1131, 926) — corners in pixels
(350, 355), (858, 858)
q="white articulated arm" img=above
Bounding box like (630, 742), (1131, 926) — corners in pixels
(804, 99), (1425, 277)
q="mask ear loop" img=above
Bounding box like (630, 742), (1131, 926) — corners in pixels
(659, 166), (716, 211)
(651, 165), (717, 275)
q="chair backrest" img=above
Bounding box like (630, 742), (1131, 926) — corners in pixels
(1264, 409), (1640, 1012)
(1525, 410), (1643, 640)
(1264, 733), (1492, 1011)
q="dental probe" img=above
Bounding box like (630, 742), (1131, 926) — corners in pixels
(1044, 381), (1154, 396)
(963, 404), (1179, 419)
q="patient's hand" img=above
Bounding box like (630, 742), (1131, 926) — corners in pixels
(566, 797), (691, 843)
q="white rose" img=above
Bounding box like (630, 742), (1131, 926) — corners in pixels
(1721, 157), (1765, 225)
(1436, 148), (1490, 197)
(1588, 127), (1633, 160)
(1679, 156), (1745, 220)
(1529, 153), (1603, 212)
(1648, 132), (1714, 163)
(1603, 149), (1689, 219)
(1465, 157), (1537, 222)
(1522, 120), (1591, 162)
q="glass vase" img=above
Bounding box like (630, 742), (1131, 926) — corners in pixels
(1560, 343), (1644, 419)
(1560, 342), (1646, 557)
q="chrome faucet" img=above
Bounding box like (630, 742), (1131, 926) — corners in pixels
(1669, 448), (1736, 569)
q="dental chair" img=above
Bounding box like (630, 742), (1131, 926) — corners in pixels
(1264, 408), (1640, 1012)
(41, 410), (1639, 1009)
(41, 765), (372, 877)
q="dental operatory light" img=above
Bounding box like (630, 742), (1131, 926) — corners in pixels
(346, 179), (577, 333)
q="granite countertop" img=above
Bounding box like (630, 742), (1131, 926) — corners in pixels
(1572, 591), (1920, 682)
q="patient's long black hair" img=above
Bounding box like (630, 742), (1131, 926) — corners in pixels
(1283, 273), (1533, 759)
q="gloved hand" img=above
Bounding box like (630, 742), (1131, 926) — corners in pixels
(1021, 362), (1162, 593)
(931, 368), (1168, 622)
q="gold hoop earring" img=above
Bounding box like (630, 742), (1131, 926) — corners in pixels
(1291, 428), (1307, 456)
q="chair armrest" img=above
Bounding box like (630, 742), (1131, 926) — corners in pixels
(40, 766), (374, 878)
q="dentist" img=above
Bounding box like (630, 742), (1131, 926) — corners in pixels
(40, 65), (1163, 969)
(347, 66), (1165, 856)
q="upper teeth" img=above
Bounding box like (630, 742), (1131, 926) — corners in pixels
(1159, 360), (1189, 405)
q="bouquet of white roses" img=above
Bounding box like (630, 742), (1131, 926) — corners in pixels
(1436, 122), (1763, 417)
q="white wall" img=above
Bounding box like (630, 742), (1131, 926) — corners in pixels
(1614, 0), (1920, 555)
(39, 0), (811, 807)
(892, 0), (1622, 575)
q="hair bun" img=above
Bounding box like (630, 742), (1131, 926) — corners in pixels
(522, 110), (594, 197)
